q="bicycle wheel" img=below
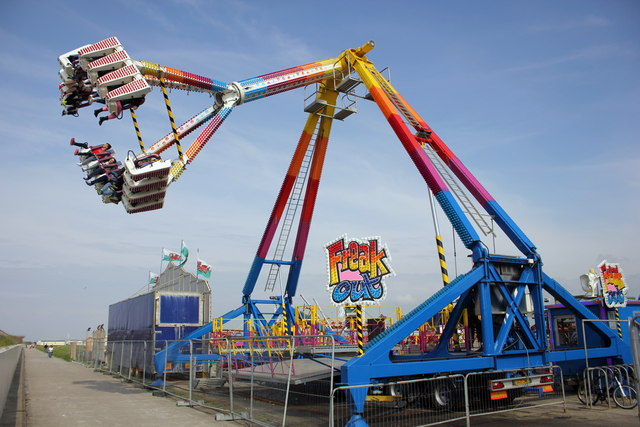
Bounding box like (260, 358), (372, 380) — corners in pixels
(612, 384), (638, 409)
(577, 381), (599, 405)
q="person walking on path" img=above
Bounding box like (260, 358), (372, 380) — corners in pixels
(47, 345), (53, 358)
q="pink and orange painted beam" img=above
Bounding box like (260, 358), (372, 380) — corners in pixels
(138, 61), (227, 94)
(242, 111), (321, 297)
(146, 105), (220, 155)
(236, 57), (344, 104)
(352, 59), (481, 250)
(372, 72), (536, 256)
(168, 105), (234, 182)
(286, 91), (339, 298)
(142, 55), (347, 178)
(140, 54), (344, 104)
(352, 58), (536, 257)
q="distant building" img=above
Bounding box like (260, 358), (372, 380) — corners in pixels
(108, 263), (211, 374)
(36, 340), (68, 347)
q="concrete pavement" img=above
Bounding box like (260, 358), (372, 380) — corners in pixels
(24, 349), (243, 426)
(22, 348), (640, 426)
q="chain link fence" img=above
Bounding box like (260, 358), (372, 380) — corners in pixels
(82, 335), (339, 426)
(331, 366), (565, 426)
(76, 336), (569, 426)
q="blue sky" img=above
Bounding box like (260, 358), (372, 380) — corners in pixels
(0, 1), (638, 341)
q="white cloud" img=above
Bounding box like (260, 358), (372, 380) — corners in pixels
(1, 2), (639, 342)
(526, 16), (610, 33)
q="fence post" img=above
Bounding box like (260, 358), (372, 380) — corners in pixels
(142, 341), (147, 386)
(250, 336), (255, 421)
(282, 335), (295, 427)
(329, 387), (338, 427)
(128, 341), (133, 381)
(630, 316), (640, 420)
(227, 337), (233, 413)
(119, 341), (125, 377)
(108, 342), (114, 373)
(93, 339), (98, 369)
(163, 340), (168, 393)
(464, 373), (471, 427)
(188, 340), (194, 404)
(330, 335), (336, 401)
(558, 366), (567, 413)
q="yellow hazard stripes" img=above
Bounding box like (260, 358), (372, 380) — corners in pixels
(436, 235), (450, 286)
(282, 301), (292, 336)
(130, 109), (145, 153)
(158, 76), (184, 159)
(159, 74), (190, 181)
(356, 305), (364, 356)
(615, 307), (623, 338)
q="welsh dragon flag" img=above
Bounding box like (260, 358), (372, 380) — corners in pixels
(149, 272), (159, 285)
(197, 259), (212, 278)
(162, 248), (182, 262)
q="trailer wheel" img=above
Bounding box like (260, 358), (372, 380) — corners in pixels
(430, 379), (458, 409)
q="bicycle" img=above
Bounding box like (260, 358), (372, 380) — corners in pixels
(578, 369), (638, 409)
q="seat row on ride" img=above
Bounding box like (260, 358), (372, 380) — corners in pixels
(58, 36), (150, 124)
(70, 139), (123, 204)
(69, 138), (171, 213)
(62, 37), (171, 213)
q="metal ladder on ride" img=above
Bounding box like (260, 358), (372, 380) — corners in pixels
(368, 66), (495, 237)
(263, 123), (320, 293)
(421, 144), (495, 236)
(367, 65), (422, 130)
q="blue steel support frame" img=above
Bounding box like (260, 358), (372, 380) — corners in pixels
(236, 103), (335, 337)
(153, 305), (245, 374)
(145, 55), (628, 423)
(341, 259), (628, 417)
(153, 299), (349, 374)
(340, 59), (631, 425)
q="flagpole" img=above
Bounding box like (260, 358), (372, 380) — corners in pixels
(160, 248), (164, 276)
(181, 240), (185, 292)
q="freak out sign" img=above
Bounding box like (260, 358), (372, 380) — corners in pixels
(325, 235), (394, 305)
(598, 260), (628, 308)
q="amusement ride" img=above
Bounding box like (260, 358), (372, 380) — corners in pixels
(58, 37), (630, 425)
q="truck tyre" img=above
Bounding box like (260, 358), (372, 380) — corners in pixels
(429, 379), (460, 409)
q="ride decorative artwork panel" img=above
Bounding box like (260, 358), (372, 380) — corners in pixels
(325, 235), (394, 305)
(598, 260), (628, 308)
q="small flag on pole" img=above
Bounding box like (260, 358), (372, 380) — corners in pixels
(149, 272), (159, 286)
(179, 241), (189, 267)
(162, 248), (182, 262)
(197, 259), (212, 278)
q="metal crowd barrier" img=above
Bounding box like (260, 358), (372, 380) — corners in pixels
(331, 366), (565, 427)
(83, 335), (338, 427)
(75, 336), (573, 426)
